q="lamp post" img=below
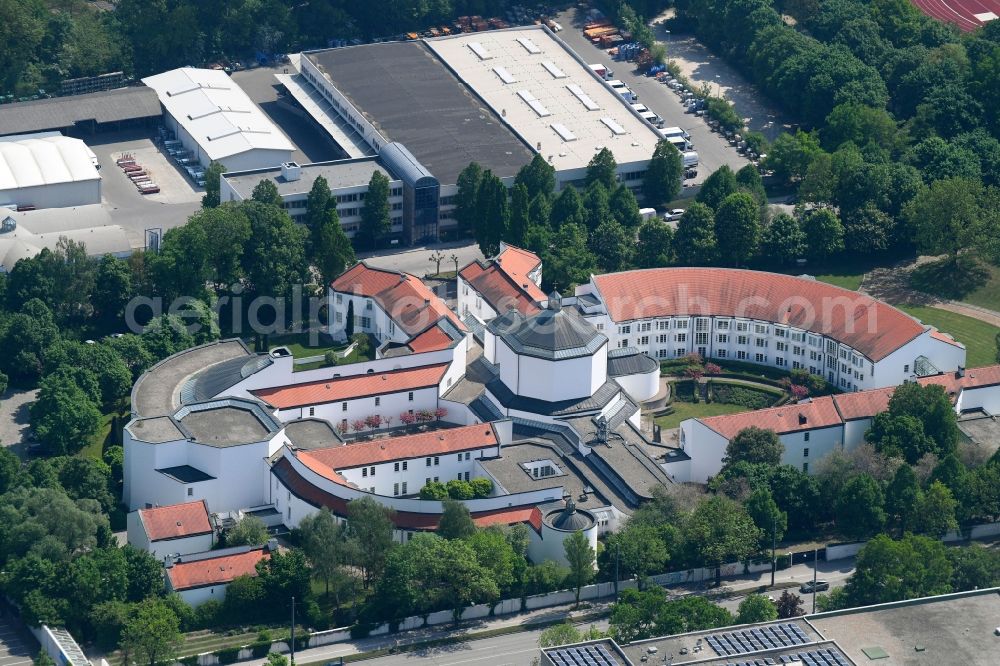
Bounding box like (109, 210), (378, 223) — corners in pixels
(290, 596), (296, 665)
(770, 512), (777, 588)
(811, 549), (818, 614)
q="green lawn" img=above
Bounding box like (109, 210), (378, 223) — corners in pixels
(814, 272), (864, 291)
(293, 344), (374, 372)
(897, 305), (1000, 368)
(957, 263), (1000, 312)
(78, 411), (120, 460)
(773, 257), (873, 292)
(654, 401), (750, 430)
(267, 332), (346, 359)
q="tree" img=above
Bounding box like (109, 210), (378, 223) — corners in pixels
(346, 497), (395, 588)
(58, 458), (115, 513)
(905, 178), (989, 262)
(873, 383), (959, 461)
(765, 130), (823, 184)
(843, 205), (893, 255)
(467, 527), (521, 597)
(737, 594), (778, 624)
(673, 203), (718, 265)
(508, 183), (531, 247)
(29, 371), (102, 456)
(602, 522), (670, 585)
(735, 165), (767, 205)
(266, 653), (288, 666)
(92, 255), (134, 324)
(359, 171), (391, 249)
(744, 488), (787, 549)
(947, 544), (1000, 592)
(454, 163), (483, 237)
(551, 186), (586, 228)
(239, 201), (308, 299)
(697, 165), (738, 210)
(586, 148), (618, 190)
(823, 104), (898, 152)
(760, 213), (806, 265)
(305, 175), (332, 248)
(419, 481), (449, 500)
(515, 154), (556, 201)
(314, 208), (355, 286)
(714, 192), (761, 266)
(120, 599), (182, 666)
(885, 464), (922, 530)
(867, 413), (935, 465)
(844, 534), (952, 607)
(834, 473), (886, 540)
(201, 161), (226, 208)
(635, 219), (674, 268)
(251, 179), (282, 207)
(345, 300), (355, 339)
(803, 209), (845, 259)
(610, 588), (732, 643)
(609, 185), (643, 230)
(724, 427), (784, 467)
(564, 530), (596, 603)
(539, 623), (583, 648)
(583, 181), (612, 233)
(438, 498), (476, 540)
(226, 516), (268, 547)
(684, 497), (761, 586)
(589, 218), (633, 272)
(775, 590), (805, 619)
(542, 223), (597, 292)
(473, 170), (509, 258)
(913, 481), (959, 538)
(643, 140), (683, 206)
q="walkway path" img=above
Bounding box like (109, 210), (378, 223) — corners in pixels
(860, 262), (1000, 328)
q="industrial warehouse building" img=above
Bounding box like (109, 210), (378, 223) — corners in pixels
(221, 25), (663, 244)
(0, 134), (101, 210)
(0, 86), (161, 138)
(142, 67), (295, 172)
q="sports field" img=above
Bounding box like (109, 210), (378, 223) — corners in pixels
(911, 0), (999, 32)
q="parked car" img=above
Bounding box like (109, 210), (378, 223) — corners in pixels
(800, 580), (830, 594)
(664, 208), (685, 221)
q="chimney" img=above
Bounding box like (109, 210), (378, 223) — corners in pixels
(798, 413), (807, 426)
(266, 538), (279, 552)
(280, 161), (301, 182)
(956, 366), (965, 379)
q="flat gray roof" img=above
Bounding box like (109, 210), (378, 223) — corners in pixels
(223, 157), (396, 199)
(179, 405), (272, 446)
(285, 418), (343, 450)
(157, 465), (215, 483)
(128, 416), (184, 444)
(481, 440), (613, 512)
(810, 589), (1000, 666)
(132, 339), (252, 417)
(0, 87), (161, 136)
(304, 42), (533, 185)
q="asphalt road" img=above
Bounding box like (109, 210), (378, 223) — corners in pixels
(0, 389), (37, 455)
(0, 612), (35, 666)
(554, 8), (750, 185)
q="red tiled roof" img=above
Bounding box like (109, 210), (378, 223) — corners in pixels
(472, 506), (539, 529)
(919, 364), (1000, 395)
(167, 548), (268, 591)
(252, 363), (449, 409)
(272, 456), (538, 531)
(460, 260), (543, 317)
(331, 263), (466, 336)
(495, 245), (546, 302)
(832, 387), (895, 421)
(407, 325), (454, 353)
(699, 396), (843, 439)
(929, 329), (965, 349)
(139, 500), (212, 541)
(298, 423), (499, 474)
(591, 268), (927, 361)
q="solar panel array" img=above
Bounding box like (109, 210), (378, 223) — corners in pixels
(725, 647), (851, 666)
(546, 643), (621, 666)
(708, 623), (810, 656)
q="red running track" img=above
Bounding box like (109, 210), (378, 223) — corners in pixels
(911, 0), (1000, 31)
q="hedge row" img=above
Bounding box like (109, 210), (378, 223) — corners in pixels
(709, 383), (780, 410)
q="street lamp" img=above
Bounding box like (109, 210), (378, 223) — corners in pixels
(811, 549), (818, 614)
(770, 512), (777, 588)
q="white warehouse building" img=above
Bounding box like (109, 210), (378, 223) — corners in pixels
(142, 67), (295, 171)
(0, 134), (101, 209)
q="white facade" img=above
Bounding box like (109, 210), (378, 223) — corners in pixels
(0, 135), (101, 209)
(329, 289), (413, 345)
(274, 385), (440, 432)
(141, 68), (294, 170)
(613, 365), (659, 403)
(337, 445), (500, 497)
(126, 510), (214, 562)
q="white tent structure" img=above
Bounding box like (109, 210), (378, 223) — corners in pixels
(0, 135), (101, 209)
(142, 68), (295, 171)
(0, 205), (133, 272)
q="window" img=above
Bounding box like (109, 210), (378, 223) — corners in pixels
(776, 342), (786, 352)
(717, 334), (729, 344)
(738, 335), (749, 345)
(363, 468), (368, 477)
(335, 293), (343, 304)
(675, 348), (686, 357)
(675, 320), (689, 329)
(808, 335), (820, 347)
(754, 324), (768, 334)
(810, 350), (820, 361)
(402, 482), (407, 494)
(426, 477), (431, 485)
(904, 364), (910, 373)
(755, 353), (766, 363)
(736, 350), (747, 360)
(775, 328), (786, 338)
(804, 432), (810, 442)
(756, 338), (768, 348)
(465, 452), (471, 460)
(369, 466), (375, 476)
(717, 349), (727, 358)
(638, 322), (651, 332)
(676, 333), (687, 343)
(657, 320), (670, 330)
(393, 483), (399, 496)
(776, 357), (786, 366)
(716, 321), (730, 330)
(394, 462), (399, 472)
(187, 487), (193, 497)
(434, 456), (440, 466)
(657, 334), (668, 344)
(408, 391), (414, 401)
(308, 407), (315, 416)
(619, 325), (631, 335)
(457, 453), (462, 461)
(335, 312), (342, 323)
(803, 447), (810, 457)
(791, 331), (804, 342)
(426, 457), (432, 467)
(695, 332), (708, 345)
(619, 338), (630, 348)
(464, 472), (470, 481)
(695, 318), (709, 332)
(793, 361), (802, 370)
(657, 349), (668, 358)
(342, 402), (348, 412)
(793, 346), (803, 356)
(802, 462), (809, 473)
(366, 299), (373, 310)
(375, 396), (381, 407)
(638, 336), (649, 345)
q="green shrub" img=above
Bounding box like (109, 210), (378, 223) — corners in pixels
(446, 479), (474, 500)
(710, 382), (780, 409)
(250, 641), (272, 658)
(470, 477), (493, 498)
(350, 622), (374, 639)
(673, 380), (696, 402)
(217, 647), (241, 665)
(179, 657), (199, 666)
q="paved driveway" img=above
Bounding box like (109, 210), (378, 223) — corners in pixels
(0, 612), (35, 666)
(0, 389), (37, 458)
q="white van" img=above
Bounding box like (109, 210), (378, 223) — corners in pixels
(682, 151), (699, 168)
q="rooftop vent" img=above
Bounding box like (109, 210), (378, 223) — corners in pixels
(798, 413), (807, 425)
(280, 161), (301, 182)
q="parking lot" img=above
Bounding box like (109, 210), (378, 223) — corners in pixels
(0, 613), (35, 666)
(86, 129), (203, 245)
(232, 65), (345, 164)
(555, 7), (752, 185)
